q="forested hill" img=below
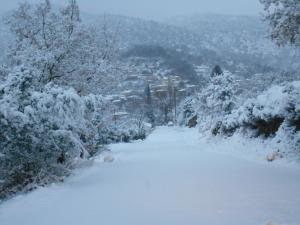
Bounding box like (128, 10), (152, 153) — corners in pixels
(84, 13), (300, 74)
(1, 12), (299, 75)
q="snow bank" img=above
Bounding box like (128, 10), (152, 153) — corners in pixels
(215, 81), (300, 160)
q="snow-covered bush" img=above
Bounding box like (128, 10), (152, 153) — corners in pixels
(197, 71), (238, 131)
(97, 114), (149, 144)
(0, 66), (151, 199)
(84, 95), (150, 144)
(0, 67), (91, 199)
(177, 71), (238, 130)
(215, 81), (300, 155)
(177, 96), (198, 127)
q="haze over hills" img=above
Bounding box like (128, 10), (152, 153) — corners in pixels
(1, 11), (299, 101)
(86, 13), (300, 74)
(1, 10), (299, 73)
(1, 10), (300, 97)
(84, 13), (300, 90)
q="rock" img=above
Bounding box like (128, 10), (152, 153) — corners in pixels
(168, 121), (174, 127)
(104, 154), (114, 163)
(187, 115), (198, 128)
(266, 153), (276, 162)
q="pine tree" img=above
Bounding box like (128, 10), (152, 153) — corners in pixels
(144, 83), (152, 105)
(198, 71), (237, 131)
(144, 83), (155, 124)
(211, 65), (223, 77)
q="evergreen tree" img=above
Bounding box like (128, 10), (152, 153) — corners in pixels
(144, 83), (155, 124)
(211, 65), (223, 77)
(198, 71), (237, 131)
(144, 83), (152, 105)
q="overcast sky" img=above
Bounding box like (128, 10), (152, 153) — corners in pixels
(0, 0), (262, 20)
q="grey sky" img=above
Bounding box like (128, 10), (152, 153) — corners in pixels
(0, 0), (262, 20)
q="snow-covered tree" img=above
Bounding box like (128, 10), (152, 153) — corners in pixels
(260, 0), (300, 47)
(151, 78), (177, 125)
(210, 65), (223, 77)
(177, 95), (198, 127)
(144, 83), (155, 124)
(6, 0), (107, 93)
(198, 70), (237, 132)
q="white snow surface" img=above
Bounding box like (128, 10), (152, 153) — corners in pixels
(1, 127), (300, 225)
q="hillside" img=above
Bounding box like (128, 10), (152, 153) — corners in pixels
(87, 13), (300, 74)
(1, 12), (299, 76)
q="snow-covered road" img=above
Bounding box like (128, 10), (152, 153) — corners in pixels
(1, 127), (300, 225)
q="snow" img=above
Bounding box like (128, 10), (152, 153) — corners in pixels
(1, 127), (300, 225)
(220, 81), (300, 155)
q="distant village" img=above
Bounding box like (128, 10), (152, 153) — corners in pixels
(106, 58), (211, 120)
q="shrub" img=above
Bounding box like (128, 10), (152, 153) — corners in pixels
(215, 81), (300, 155)
(0, 67), (149, 200)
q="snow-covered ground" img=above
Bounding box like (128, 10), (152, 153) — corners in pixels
(1, 127), (300, 225)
